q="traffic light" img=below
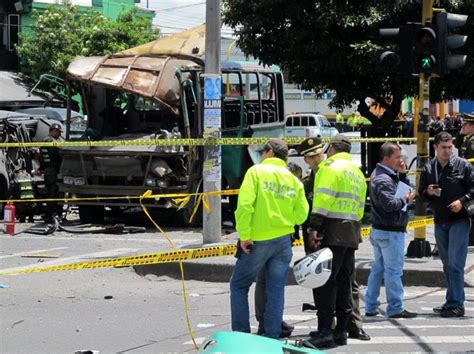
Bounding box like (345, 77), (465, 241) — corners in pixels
(413, 24), (438, 74)
(436, 12), (469, 74)
(379, 24), (416, 75)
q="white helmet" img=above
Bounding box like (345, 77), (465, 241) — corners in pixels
(293, 248), (333, 289)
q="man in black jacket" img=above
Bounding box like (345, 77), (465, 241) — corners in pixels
(419, 132), (473, 318)
(365, 142), (417, 319)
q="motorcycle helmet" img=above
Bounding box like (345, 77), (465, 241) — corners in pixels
(293, 247), (333, 289)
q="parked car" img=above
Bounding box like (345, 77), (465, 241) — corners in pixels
(284, 113), (339, 138)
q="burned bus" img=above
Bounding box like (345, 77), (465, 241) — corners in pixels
(59, 54), (285, 225)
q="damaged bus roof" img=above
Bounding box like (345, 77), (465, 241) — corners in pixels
(66, 24), (206, 110)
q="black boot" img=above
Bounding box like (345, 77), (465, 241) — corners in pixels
(308, 313), (336, 349)
(333, 312), (351, 346)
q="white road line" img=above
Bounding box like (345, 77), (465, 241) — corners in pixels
(421, 307), (473, 312)
(0, 247), (69, 259)
(347, 335), (474, 344)
(197, 324), (215, 328)
(0, 248), (139, 273)
(183, 337), (206, 346)
(293, 324), (474, 330)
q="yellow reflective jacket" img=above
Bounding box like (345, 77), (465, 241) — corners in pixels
(235, 157), (309, 241)
(312, 152), (367, 222)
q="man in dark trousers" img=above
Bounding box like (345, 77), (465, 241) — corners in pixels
(455, 113), (474, 246)
(298, 137), (370, 342)
(39, 123), (63, 222)
(419, 132), (473, 318)
(306, 135), (367, 348)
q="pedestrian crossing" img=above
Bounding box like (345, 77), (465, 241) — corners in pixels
(184, 287), (474, 351)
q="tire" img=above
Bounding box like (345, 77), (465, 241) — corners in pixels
(79, 205), (105, 224)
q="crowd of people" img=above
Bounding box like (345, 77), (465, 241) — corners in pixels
(228, 113), (474, 349)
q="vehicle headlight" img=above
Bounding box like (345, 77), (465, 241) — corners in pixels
(145, 178), (156, 187)
(74, 177), (85, 186)
(157, 180), (168, 188)
(63, 176), (74, 185)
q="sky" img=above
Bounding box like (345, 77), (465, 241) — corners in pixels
(138, 0), (234, 37)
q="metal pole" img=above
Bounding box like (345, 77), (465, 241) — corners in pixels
(202, 0), (222, 244)
(407, 0), (434, 258)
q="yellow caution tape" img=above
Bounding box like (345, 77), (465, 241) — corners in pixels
(0, 136), (418, 148)
(0, 244), (237, 275)
(0, 189), (240, 204)
(0, 218), (435, 275)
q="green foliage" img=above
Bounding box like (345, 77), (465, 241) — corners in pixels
(224, 0), (474, 126)
(16, 5), (160, 80)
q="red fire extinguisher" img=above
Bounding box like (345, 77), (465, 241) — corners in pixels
(3, 202), (16, 235)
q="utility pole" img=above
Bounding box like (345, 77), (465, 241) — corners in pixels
(202, 0), (222, 244)
(407, 0), (434, 258)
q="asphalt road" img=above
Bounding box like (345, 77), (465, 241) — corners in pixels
(1, 230), (473, 353)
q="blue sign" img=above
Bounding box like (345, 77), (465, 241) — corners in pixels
(204, 76), (222, 100)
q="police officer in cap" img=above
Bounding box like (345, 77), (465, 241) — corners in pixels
(297, 137), (327, 253)
(40, 122), (63, 222)
(298, 137), (370, 343)
(456, 113), (474, 246)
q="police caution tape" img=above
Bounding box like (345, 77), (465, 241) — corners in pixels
(0, 218), (435, 276)
(0, 136), (418, 149)
(0, 244), (237, 276)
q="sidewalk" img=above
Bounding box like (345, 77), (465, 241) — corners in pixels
(134, 225), (474, 288)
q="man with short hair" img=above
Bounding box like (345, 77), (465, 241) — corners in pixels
(419, 132), (473, 318)
(298, 137), (370, 342)
(307, 135), (367, 348)
(230, 139), (309, 339)
(365, 142), (417, 319)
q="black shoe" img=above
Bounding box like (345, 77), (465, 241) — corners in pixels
(348, 329), (371, 341)
(333, 330), (348, 346)
(309, 330), (336, 348)
(440, 307), (465, 318)
(433, 304), (448, 314)
(257, 323), (265, 335)
(281, 321), (295, 331)
(280, 328), (293, 338)
(389, 310), (418, 319)
(365, 310), (379, 317)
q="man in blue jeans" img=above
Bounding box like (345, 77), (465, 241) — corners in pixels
(230, 139), (309, 339)
(419, 132), (473, 317)
(365, 142), (418, 319)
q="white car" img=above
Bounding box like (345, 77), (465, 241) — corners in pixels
(285, 113), (339, 138)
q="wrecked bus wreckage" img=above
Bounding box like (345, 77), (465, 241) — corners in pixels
(60, 30), (286, 225)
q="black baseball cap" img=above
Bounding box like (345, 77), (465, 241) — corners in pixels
(264, 139), (289, 158)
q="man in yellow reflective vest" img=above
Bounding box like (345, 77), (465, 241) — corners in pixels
(230, 139), (309, 339)
(306, 135), (367, 348)
(335, 113), (344, 132)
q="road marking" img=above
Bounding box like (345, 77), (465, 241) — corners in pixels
(347, 335), (474, 344)
(197, 324), (215, 328)
(421, 307), (473, 312)
(183, 337), (206, 346)
(0, 247), (68, 260)
(0, 248), (139, 273)
(293, 324), (474, 330)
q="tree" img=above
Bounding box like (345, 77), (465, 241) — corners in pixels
(16, 5), (160, 80)
(223, 0), (474, 129)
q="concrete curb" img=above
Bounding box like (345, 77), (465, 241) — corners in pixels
(134, 261), (467, 288)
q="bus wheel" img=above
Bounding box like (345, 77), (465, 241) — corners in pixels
(79, 205), (105, 224)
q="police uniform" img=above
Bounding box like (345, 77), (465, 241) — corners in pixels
(307, 135), (368, 348)
(457, 113), (474, 246)
(40, 123), (63, 222)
